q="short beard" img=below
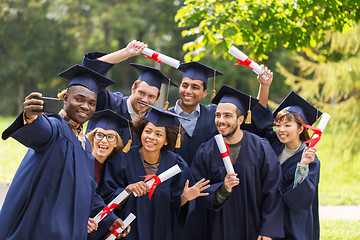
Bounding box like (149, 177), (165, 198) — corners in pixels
(222, 127), (237, 139)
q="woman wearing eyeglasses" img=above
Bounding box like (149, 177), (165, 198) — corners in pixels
(87, 109), (129, 184)
(87, 109), (133, 239)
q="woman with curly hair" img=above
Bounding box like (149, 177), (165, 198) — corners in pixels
(98, 102), (210, 240)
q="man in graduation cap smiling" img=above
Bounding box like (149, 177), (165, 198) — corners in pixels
(190, 85), (284, 240)
(169, 61), (224, 240)
(169, 61), (224, 166)
(0, 64), (128, 239)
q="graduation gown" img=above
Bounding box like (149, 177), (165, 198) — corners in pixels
(169, 103), (218, 166)
(0, 113), (117, 240)
(252, 103), (321, 240)
(191, 131), (284, 240)
(99, 146), (192, 240)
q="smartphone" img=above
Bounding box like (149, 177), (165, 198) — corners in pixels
(33, 96), (61, 114)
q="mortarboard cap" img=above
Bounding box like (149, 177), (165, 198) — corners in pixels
(273, 91), (322, 125)
(130, 63), (177, 90)
(82, 52), (114, 77)
(90, 109), (130, 134)
(138, 101), (189, 148)
(58, 64), (114, 94)
(212, 84), (258, 114)
(138, 101), (189, 128)
(90, 109), (133, 153)
(178, 61), (224, 84)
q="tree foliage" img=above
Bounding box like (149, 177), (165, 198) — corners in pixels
(176, 0), (360, 159)
(278, 24), (360, 159)
(175, 0), (360, 61)
(0, 0), (76, 115)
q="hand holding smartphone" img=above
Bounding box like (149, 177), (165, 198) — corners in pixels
(32, 96), (61, 114)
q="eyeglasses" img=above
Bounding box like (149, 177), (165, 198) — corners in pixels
(94, 132), (117, 142)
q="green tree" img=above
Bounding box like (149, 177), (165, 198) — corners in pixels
(278, 24), (360, 159)
(175, 0), (360, 159)
(175, 0), (359, 61)
(0, 0), (76, 115)
(56, 0), (189, 94)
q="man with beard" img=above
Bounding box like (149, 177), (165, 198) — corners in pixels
(0, 65), (128, 239)
(190, 85), (284, 240)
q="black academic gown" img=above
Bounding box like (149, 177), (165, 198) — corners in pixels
(168, 103), (218, 240)
(251, 103), (321, 240)
(191, 131), (284, 240)
(169, 103), (218, 166)
(0, 113), (117, 240)
(99, 146), (192, 240)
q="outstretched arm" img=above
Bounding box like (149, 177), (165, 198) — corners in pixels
(98, 40), (147, 64)
(257, 66), (273, 108)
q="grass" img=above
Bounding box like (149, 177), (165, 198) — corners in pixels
(0, 116), (28, 183)
(320, 220), (360, 239)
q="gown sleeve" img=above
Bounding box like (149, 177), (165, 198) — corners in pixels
(88, 193), (118, 240)
(170, 155), (194, 226)
(250, 103), (278, 143)
(280, 156), (320, 210)
(258, 139), (284, 238)
(190, 143), (225, 211)
(2, 112), (55, 152)
(98, 151), (128, 203)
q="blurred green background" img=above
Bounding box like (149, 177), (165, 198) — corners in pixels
(1, 0), (359, 238)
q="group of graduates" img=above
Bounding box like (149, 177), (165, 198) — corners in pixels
(0, 40), (321, 240)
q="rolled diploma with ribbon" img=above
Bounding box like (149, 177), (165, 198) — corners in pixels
(313, 113), (331, 148)
(214, 134), (235, 175)
(228, 45), (268, 80)
(105, 213), (136, 240)
(133, 164), (182, 197)
(142, 48), (181, 69)
(93, 190), (130, 223)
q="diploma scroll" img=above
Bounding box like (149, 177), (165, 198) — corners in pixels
(93, 190), (130, 223)
(228, 45), (269, 80)
(105, 213), (136, 240)
(313, 113), (331, 148)
(214, 134), (236, 175)
(133, 164), (182, 197)
(142, 48), (181, 69)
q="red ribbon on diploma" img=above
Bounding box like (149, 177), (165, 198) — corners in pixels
(142, 175), (162, 200)
(302, 124), (322, 148)
(220, 142), (233, 163)
(100, 203), (120, 219)
(145, 52), (161, 67)
(105, 224), (122, 239)
(235, 57), (253, 70)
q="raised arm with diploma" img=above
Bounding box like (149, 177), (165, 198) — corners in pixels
(228, 45), (269, 80)
(142, 47), (181, 69)
(214, 134), (236, 175)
